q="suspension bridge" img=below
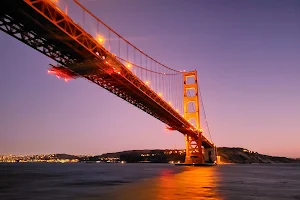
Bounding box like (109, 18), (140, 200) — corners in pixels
(0, 0), (217, 164)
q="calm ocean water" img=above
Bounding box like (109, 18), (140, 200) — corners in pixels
(0, 163), (299, 200)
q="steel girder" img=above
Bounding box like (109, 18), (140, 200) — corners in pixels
(0, 14), (75, 66)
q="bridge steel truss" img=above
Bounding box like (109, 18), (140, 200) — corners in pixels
(0, 0), (215, 162)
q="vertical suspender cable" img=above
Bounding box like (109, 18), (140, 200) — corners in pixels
(199, 85), (213, 142)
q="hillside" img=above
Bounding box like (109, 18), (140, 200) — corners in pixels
(4, 148), (297, 164)
(80, 148), (299, 164)
(217, 147), (297, 163)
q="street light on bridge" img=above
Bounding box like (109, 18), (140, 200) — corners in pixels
(96, 34), (104, 45)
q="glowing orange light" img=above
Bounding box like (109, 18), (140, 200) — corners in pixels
(176, 109), (179, 112)
(127, 63), (131, 68)
(145, 81), (149, 85)
(64, 78), (68, 82)
(117, 72), (121, 74)
(168, 102), (171, 105)
(96, 35), (104, 44)
(105, 61), (108, 64)
(158, 93), (162, 97)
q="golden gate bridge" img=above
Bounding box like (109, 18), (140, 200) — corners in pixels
(0, 0), (217, 164)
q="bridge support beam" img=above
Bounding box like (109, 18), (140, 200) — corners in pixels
(183, 71), (204, 164)
(184, 134), (204, 164)
(204, 147), (216, 163)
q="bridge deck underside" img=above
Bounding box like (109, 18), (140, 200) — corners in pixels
(0, 0), (213, 148)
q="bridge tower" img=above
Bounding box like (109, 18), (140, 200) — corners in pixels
(183, 70), (204, 164)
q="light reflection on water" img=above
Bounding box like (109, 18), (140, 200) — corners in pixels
(1, 163), (300, 200)
(156, 167), (221, 200)
(99, 166), (221, 200)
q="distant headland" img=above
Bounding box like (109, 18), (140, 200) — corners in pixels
(1, 148), (299, 164)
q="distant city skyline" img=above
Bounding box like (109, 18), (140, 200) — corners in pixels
(0, 0), (299, 157)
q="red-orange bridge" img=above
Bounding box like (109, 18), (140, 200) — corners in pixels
(0, 0), (217, 164)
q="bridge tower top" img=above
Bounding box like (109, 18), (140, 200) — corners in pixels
(183, 70), (200, 130)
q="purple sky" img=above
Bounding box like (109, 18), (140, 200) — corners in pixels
(0, 0), (299, 157)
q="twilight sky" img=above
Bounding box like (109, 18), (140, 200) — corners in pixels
(0, 0), (299, 157)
